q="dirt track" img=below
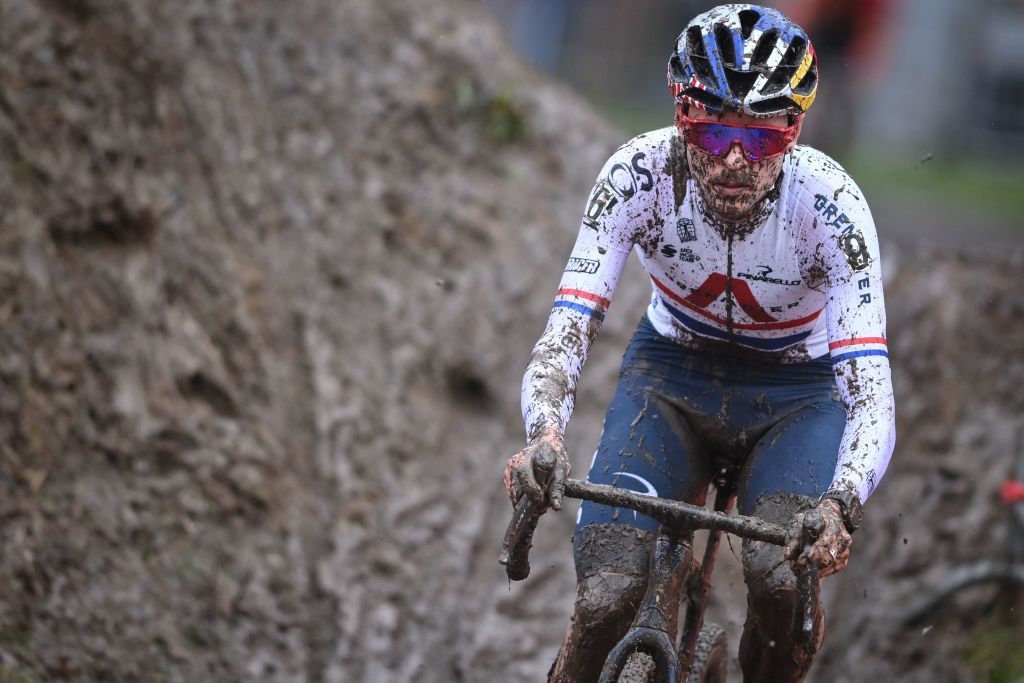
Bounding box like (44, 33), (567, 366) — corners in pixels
(0, 1), (1021, 682)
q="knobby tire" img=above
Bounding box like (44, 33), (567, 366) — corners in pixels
(615, 651), (656, 683)
(687, 623), (728, 683)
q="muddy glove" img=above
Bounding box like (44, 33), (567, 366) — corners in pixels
(503, 428), (570, 512)
(786, 499), (852, 578)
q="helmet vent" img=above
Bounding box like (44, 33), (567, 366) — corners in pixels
(763, 37), (806, 95)
(684, 87), (724, 110)
(751, 29), (778, 69)
(686, 26), (705, 57)
(668, 54), (686, 84)
(738, 9), (760, 39)
(749, 96), (793, 115)
(714, 23), (735, 67)
(725, 68), (758, 100)
(794, 65), (817, 94)
(785, 36), (807, 67)
(686, 26), (717, 85)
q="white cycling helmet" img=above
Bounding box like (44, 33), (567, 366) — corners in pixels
(667, 4), (818, 117)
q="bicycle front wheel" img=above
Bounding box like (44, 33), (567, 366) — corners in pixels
(687, 622), (728, 683)
(616, 651), (656, 683)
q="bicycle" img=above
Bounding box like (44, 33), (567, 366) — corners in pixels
(500, 452), (820, 683)
(899, 429), (1024, 625)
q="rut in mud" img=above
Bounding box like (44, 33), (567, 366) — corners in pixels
(0, 1), (1020, 682)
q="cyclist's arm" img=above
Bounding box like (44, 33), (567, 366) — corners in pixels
(521, 150), (647, 442)
(807, 180), (896, 503)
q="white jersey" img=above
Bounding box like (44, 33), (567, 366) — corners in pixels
(522, 127), (895, 501)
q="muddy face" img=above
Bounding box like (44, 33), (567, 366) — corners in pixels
(680, 107), (799, 224)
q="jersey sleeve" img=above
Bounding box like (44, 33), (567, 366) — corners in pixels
(799, 166), (896, 502)
(520, 142), (655, 442)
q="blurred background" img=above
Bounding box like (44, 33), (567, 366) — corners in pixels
(483, 0), (1024, 245)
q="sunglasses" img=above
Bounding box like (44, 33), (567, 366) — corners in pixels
(679, 113), (799, 161)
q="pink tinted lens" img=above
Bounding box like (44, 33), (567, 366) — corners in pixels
(686, 122), (791, 160)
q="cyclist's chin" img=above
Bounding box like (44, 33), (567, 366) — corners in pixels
(702, 189), (762, 223)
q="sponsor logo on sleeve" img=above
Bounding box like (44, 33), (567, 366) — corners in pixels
(814, 194), (873, 273)
(631, 152), (654, 192)
(582, 152), (655, 229)
(583, 181), (618, 230)
(607, 163), (637, 200)
(840, 231), (871, 272)
(565, 257), (600, 275)
(813, 194), (855, 232)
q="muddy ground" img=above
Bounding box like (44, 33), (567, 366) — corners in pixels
(0, 1), (1021, 682)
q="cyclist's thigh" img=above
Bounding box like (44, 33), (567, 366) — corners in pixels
(735, 395), (846, 515)
(575, 366), (711, 540)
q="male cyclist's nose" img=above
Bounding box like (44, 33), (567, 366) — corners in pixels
(723, 142), (747, 167)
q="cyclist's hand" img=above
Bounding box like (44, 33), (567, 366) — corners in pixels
(503, 429), (570, 511)
(786, 499), (852, 578)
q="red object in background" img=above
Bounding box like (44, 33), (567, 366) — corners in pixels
(1002, 480), (1024, 504)
(776, 0), (893, 82)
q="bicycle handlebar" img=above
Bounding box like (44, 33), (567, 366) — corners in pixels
(500, 478), (790, 581)
(564, 480), (789, 544)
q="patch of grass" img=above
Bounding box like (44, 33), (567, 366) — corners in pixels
(0, 664), (41, 683)
(482, 91), (527, 144)
(958, 619), (1024, 683)
(843, 151), (1024, 228)
(452, 78), (528, 145)
(0, 623), (31, 648)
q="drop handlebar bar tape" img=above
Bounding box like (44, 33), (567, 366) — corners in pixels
(499, 448), (557, 581)
(500, 474), (791, 581)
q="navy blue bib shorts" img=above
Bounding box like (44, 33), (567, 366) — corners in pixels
(574, 315), (846, 538)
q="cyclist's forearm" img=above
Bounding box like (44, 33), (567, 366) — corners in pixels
(521, 313), (601, 442)
(830, 358), (896, 501)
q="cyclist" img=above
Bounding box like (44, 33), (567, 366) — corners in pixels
(503, 5), (895, 682)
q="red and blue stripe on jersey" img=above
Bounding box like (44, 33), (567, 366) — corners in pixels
(829, 337), (888, 364)
(553, 288), (610, 321)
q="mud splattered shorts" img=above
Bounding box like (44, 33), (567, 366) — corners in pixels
(575, 314), (846, 537)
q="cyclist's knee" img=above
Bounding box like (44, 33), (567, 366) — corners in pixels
(549, 571), (649, 683)
(739, 493), (823, 681)
(573, 570), (647, 631)
(572, 523), (652, 620)
(574, 523), (653, 581)
(741, 491), (814, 596)
(551, 524), (652, 682)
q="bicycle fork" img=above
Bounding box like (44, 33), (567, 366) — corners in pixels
(598, 530), (694, 683)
